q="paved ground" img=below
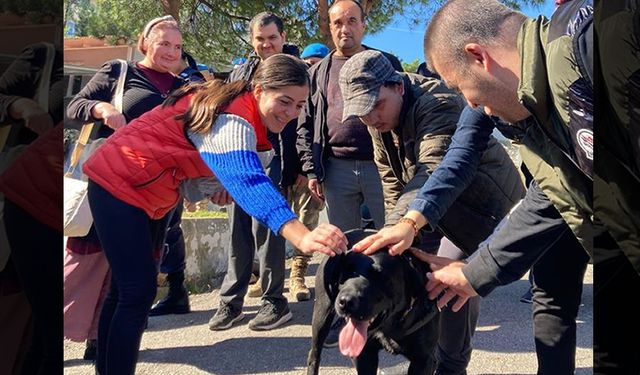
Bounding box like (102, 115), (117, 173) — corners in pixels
(64, 255), (593, 375)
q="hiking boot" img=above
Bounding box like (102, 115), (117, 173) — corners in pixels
(248, 299), (292, 331)
(208, 304), (244, 331)
(289, 256), (311, 301)
(247, 280), (263, 298)
(149, 271), (191, 316)
(83, 339), (97, 361)
(323, 317), (346, 348)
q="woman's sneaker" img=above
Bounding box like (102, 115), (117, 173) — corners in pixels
(208, 304), (244, 331)
(248, 299), (292, 331)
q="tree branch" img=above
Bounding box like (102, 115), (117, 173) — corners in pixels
(197, 0), (250, 22)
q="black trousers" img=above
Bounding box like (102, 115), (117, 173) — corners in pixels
(88, 180), (170, 375)
(530, 229), (589, 375)
(593, 227), (640, 374)
(4, 199), (62, 375)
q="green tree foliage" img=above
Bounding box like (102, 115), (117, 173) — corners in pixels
(401, 58), (421, 74)
(3, 0), (61, 23)
(66, 0), (543, 71)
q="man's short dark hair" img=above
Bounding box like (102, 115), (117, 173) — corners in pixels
(329, 0), (366, 21)
(249, 12), (284, 36)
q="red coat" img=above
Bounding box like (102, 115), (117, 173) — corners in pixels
(0, 123), (63, 231)
(83, 94), (213, 219)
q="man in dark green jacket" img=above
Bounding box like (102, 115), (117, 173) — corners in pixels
(354, 0), (599, 374)
(339, 50), (525, 375)
(594, 1), (640, 373)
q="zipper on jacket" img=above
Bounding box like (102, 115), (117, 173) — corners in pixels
(133, 169), (172, 189)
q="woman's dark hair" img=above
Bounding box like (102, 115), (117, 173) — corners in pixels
(165, 53), (309, 134)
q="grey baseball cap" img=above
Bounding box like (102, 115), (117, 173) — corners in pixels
(339, 50), (402, 122)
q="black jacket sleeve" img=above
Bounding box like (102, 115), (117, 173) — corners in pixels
(66, 60), (122, 122)
(0, 43), (56, 123)
(296, 63), (320, 179)
(462, 180), (573, 296)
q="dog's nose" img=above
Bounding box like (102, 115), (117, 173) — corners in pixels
(338, 295), (353, 311)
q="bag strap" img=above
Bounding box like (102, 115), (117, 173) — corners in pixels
(0, 126), (11, 151)
(65, 59), (128, 176)
(113, 59), (128, 113)
(0, 44), (55, 152)
(65, 122), (97, 175)
(35, 43), (55, 110)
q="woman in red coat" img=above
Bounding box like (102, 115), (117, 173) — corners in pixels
(83, 53), (347, 375)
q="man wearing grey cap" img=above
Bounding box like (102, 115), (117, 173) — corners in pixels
(339, 49), (526, 375)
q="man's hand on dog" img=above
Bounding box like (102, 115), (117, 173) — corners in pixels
(351, 224), (414, 256)
(409, 249), (478, 312)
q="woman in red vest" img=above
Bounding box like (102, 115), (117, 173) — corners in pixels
(83, 53), (347, 375)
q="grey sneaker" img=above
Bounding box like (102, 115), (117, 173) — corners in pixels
(208, 304), (244, 331)
(248, 299), (292, 331)
(323, 317), (346, 348)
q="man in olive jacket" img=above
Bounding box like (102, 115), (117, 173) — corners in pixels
(376, 0), (594, 373)
(594, 1), (640, 373)
(339, 50), (525, 375)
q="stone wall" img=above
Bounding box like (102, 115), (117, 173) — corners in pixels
(180, 217), (230, 292)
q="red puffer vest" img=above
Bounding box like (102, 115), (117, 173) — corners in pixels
(0, 123), (63, 231)
(83, 94), (213, 219)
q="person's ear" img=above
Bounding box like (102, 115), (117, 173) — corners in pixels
(395, 81), (405, 96)
(464, 43), (490, 72)
(253, 84), (263, 101)
(281, 31), (286, 42)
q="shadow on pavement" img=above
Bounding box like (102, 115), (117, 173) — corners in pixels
(471, 279), (593, 353)
(135, 337), (359, 374)
(145, 305), (262, 332)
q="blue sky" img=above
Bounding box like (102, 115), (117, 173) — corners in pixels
(363, 1), (558, 64)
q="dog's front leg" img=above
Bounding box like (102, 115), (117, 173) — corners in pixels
(354, 340), (382, 375)
(307, 257), (340, 375)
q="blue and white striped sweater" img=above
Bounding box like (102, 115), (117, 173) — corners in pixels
(187, 114), (295, 234)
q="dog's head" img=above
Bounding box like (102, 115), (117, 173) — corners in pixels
(322, 229), (429, 358)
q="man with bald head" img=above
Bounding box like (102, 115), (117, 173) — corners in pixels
(297, 0), (403, 235)
(357, 0), (599, 373)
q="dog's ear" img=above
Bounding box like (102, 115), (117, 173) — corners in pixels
(322, 253), (346, 300)
(402, 253), (430, 297)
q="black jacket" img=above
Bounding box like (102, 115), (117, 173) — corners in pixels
(296, 46), (403, 181)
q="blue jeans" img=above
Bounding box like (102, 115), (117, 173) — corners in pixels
(417, 232), (479, 375)
(322, 157), (385, 231)
(88, 180), (171, 375)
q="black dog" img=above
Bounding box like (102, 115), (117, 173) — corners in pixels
(307, 229), (440, 375)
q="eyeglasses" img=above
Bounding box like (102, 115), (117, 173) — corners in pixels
(143, 15), (176, 38)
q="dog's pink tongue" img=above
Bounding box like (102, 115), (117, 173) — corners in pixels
(338, 318), (369, 358)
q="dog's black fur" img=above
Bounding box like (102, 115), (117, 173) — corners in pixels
(307, 229), (440, 375)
